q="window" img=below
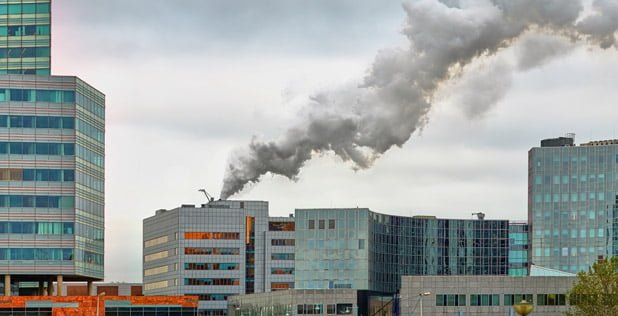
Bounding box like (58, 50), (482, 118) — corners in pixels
(184, 278), (239, 286)
(144, 265), (169, 276)
(271, 268), (294, 275)
(436, 294), (466, 306)
(319, 219), (325, 229)
(144, 250), (168, 262)
(269, 221), (295, 231)
(308, 220), (315, 229)
(271, 239), (295, 246)
(271, 253), (294, 260)
(184, 263), (238, 270)
(537, 294), (566, 306)
(504, 294), (533, 305)
(144, 280), (168, 291)
(470, 294), (499, 306)
(329, 219), (336, 229)
(184, 247), (239, 255)
(144, 235), (168, 248)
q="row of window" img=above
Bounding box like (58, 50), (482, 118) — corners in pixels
(0, 221), (73, 234)
(76, 93), (105, 119)
(0, 168), (74, 182)
(271, 282), (293, 289)
(0, 89), (75, 103)
(308, 219), (336, 230)
(187, 293), (232, 301)
(269, 221), (295, 231)
(0, 142), (74, 155)
(0, 24), (49, 37)
(144, 235), (168, 248)
(0, 47), (49, 59)
(534, 173), (611, 185)
(184, 247), (239, 256)
(533, 192), (607, 203)
(0, 3), (50, 15)
(184, 232), (239, 240)
(272, 267), (294, 275)
(184, 263), (238, 271)
(0, 248), (72, 261)
(0, 115), (74, 129)
(184, 278), (240, 286)
(436, 294), (566, 306)
(271, 239), (295, 246)
(0, 195), (74, 208)
(77, 119), (104, 143)
(271, 253), (295, 260)
(297, 304), (354, 315)
(81, 250), (103, 265)
(76, 144), (104, 167)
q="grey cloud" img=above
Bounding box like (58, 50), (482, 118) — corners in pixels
(220, 0), (618, 199)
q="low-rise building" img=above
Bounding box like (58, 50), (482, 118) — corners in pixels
(399, 275), (577, 316)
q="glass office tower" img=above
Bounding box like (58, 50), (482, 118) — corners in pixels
(0, 0), (51, 75)
(0, 0), (106, 295)
(294, 208), (509, 293)
(529, 136), (618, 273)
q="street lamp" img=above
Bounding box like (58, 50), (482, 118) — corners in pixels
(418, 292), (431, 316)
(96, 291), (106, 316)
(513, 299), (534, 316)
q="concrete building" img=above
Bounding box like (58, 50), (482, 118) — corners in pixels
(227, 289), (394, 316)
(399, 275), (577, 316)
(0, 0), (106, 296)
(529, 136), (618, 273)
(294, 208), (509, 293)
(143, 200), (295, 316)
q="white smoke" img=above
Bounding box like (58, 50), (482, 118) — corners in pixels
(220, 0), (618, 199)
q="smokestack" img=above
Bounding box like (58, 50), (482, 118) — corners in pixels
(220, 0), (618, 199)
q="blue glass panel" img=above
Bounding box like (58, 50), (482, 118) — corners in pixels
(7, 4), (20, 14)
(48, 117), (60, 128)
(63, 170), (75, 182)
(0, 143), (5, 154)
(0, 5), (7, 15)
(63, 91), (75, 103)
(35, 115), (49, 127)
(36, 3), (49, 13)
(35, 47), (49, 57)
(48, 143), (60, 155)
(21, 4), (35, 14)
(36, 142), (49, 155)
(22, 116), (34, 128)
(63, 143), (74, 155)
(62, 117), (75, 129)
(22, 196), (34, 207)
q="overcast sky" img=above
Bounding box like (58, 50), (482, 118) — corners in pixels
(51, 1), (618, 282)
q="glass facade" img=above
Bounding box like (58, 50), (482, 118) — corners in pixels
(295, 209), (509, 293)
(529, 138), (618, 273)
(0, 0), (51, 75)
(0, 75), (105, 282)
(508, 222), (529, 276)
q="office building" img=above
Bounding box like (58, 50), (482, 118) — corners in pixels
(0, 0), (51, 75)
(142, 200), (295, 316)
(294, 208), (509, 293)
(400, 275), (576, 316)
(228, 289), (394, 316)
(0, 0), (106, 295)
(529, 136), (618, 273)
(508, 222), (529, 276)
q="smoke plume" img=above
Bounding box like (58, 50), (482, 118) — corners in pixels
(220, 0), (618, 199)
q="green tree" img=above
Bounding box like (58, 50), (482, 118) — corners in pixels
(566, 257), (618, 316)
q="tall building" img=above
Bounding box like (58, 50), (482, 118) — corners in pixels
(529, 136), (618, 273)
(0, 0), (106, 295)
(142, 200), (295, 316)
(0, 0), (51, 75)
(294, 208), (509, 293)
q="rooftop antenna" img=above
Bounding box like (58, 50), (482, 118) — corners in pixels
(471, 212), (485, 220)
(198, 189), (215, 203)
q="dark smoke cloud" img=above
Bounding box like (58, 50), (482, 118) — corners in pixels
(220, 0), (618, 199)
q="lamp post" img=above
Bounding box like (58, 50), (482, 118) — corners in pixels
(513, 299), (533, 316)
(418, 292), (431, 316)
(96, 291), (106, 316)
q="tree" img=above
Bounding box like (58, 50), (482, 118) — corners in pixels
(566, 257), (618, 316)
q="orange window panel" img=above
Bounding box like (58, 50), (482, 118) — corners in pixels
(184, 232), (240, 240)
